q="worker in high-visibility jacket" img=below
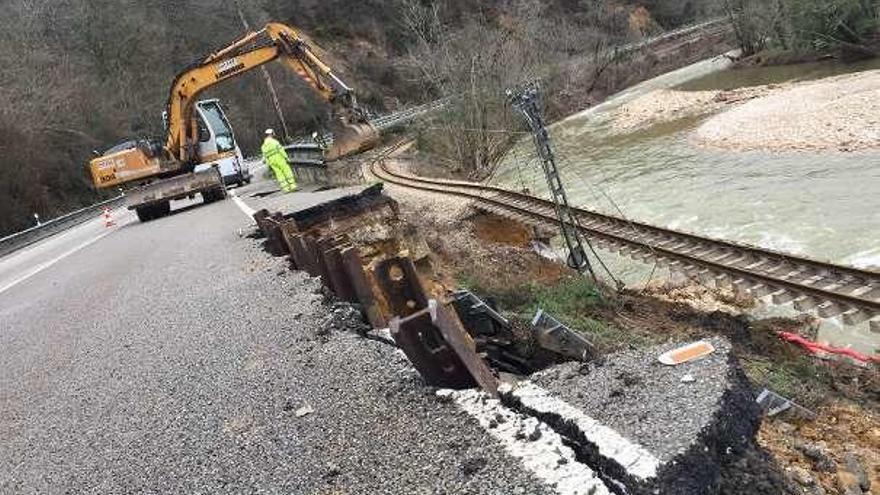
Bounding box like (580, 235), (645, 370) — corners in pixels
(261, 129), (297, 193)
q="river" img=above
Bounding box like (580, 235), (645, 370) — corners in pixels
(492, 55), (880, 354)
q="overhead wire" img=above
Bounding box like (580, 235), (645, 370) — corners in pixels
(418, 90), (647, 293)
(553, 148), (663, 293)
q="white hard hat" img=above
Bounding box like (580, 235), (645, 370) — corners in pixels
(265, 128), (274, 135)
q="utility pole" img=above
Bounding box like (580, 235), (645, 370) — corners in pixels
(508, 85), (598, 284)
(235, 3), (292, 142)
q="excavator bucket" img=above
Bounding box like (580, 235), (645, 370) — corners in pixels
(325, 121), (380, 161)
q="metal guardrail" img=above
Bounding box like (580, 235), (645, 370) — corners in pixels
(0, 195), (125, 258)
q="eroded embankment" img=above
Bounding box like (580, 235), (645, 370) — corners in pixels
(380, 176), (879, 495)
(250, 179), (878, 495)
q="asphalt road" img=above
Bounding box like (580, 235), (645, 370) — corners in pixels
(0, 178), (551, 494)
(0, 207), (135, 297)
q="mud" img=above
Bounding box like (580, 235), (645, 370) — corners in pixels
(760, 403), (880, 495)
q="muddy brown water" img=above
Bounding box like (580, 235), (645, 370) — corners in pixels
(494, 55), (880, 354)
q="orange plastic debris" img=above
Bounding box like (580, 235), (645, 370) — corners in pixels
(658, 341), (716, 366)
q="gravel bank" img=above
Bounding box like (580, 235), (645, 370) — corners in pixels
(613, 86), (772, 132)
(694, 69), (880, 152)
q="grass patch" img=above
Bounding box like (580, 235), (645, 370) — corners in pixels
(461, 275), (650, 353)
(741, 355), (833, 409)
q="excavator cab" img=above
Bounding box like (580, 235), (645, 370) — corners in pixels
(192, 100), (250, 186)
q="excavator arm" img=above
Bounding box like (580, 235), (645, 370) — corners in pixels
(166, 22), (375, 165)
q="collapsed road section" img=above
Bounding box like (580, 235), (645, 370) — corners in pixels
(248, 183), (779, 494)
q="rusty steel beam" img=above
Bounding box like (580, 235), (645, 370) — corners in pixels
(373, 256), (429, 318)
(342, 247), (388, 328)
(287, 234), (311, 274)
(390, 307), (476, 390)
(252, 209), (271, 237)
(279, 222), (301, 270)
(284, 184), (399, 233)
(323, 245), (358, 303)
(252, 209), (288, 256)
(429, 300), (499, 397)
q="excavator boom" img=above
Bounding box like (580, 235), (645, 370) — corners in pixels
(166, 22), (377, 165)
(90, 23), (378, 192)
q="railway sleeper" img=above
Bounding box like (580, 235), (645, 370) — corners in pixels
(815, 302), (848, 319)
(792, 296), (820, 312)
(841, 308), (872, 326)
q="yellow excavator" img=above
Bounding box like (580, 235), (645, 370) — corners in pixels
(89, 23), (379, 222)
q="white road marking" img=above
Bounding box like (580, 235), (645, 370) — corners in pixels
(229, 189), (257, 218)
(509, 381), (661, 480)
(443, 388), (611, 495)
(0, 229), (115, 296)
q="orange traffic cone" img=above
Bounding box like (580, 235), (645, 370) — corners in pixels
(102, 207), (116, 228)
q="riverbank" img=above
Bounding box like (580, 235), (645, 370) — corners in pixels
(612, 68), (880, 153)
(612, 85), (775, 132)
(696, 69), (880, 152)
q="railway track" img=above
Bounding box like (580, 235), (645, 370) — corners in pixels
(371, 158), (880, 332)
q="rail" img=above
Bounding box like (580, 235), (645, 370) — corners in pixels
(0, 195), (124, 258)
(371, 159), (879, 332)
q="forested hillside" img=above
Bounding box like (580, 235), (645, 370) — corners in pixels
(0, 0), (717, 236)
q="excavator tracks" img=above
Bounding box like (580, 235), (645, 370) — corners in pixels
(371, 159), (880, 332)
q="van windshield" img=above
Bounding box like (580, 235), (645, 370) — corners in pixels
(199, 102), (236, 152)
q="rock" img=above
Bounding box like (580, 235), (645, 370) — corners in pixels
(787, 466), (816, 487)
(435, 389), (455, 403)
(460, 457), (488, 476)
(318, 302), (369, 336)
(798, 442), (836, 473)
(836, 471), (864, 495)
(842, 451), (870, 492)
(806, 485), (827, 495)
(680, 374), (696, 383)
(776, 421), (796, 436)
(295, 404), (314, 418)
(526, 425), (542, 442)
(325, 463), (341, 478)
